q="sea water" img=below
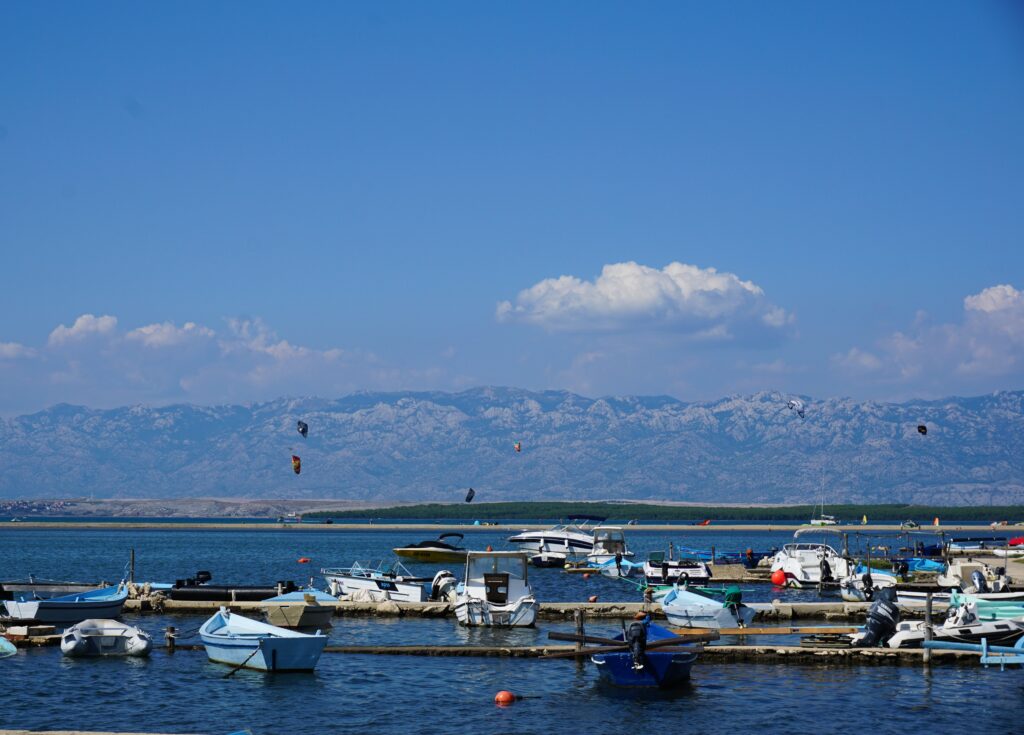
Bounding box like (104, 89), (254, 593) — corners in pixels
(2, 527), (1022, 734)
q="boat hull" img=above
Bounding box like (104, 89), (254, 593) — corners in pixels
(663, 604), (756, 630)
(454, 596), (538, 627)
(323, 572), (428, 602)
(3, 588), (128, 624)
(200, 634), (327, 671)
(262, 603), (334, 629)
(61, 620), (152, 657)
(392, 548), (467, 563)
(593, 650), (697, 687)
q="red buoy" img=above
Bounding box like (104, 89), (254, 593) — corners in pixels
(486, 545), (493, 552)
(297, 557), (311, 564)
(582, 573), (591, 580)
(494, 690), (516, 706)
(770, 569), (786, 586)
(588, 595), (598, 603)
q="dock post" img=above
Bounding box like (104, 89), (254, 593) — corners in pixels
(711, 546), (716, 564)
(574, 608), (585, 653)
(923, 592), (933, 665)
(129, 548), (135, 585)
(165, 626), (176, 653)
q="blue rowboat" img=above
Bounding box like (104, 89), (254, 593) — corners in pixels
(592, 622), (699, 688)
(199, 608), (327, 672)
(2, 585), (128, 624)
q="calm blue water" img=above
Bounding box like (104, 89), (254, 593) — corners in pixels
(2, 527), (1022, 734)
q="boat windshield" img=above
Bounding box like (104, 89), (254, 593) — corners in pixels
(466, 555), (526, 582)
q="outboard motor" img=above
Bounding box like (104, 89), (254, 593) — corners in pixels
(430, 570), (458, 602)
(625, 620), (648, 671)
(723, 585), (747, 626)
(853, 587), (900, 647)
(970, 569), (989, 594)
(660, 562), (670, 584)
(195, 571), (213, 585)
(819, 558), (833, 583)
(861, 572), (875, 602)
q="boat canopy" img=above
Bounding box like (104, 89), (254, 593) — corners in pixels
(439, 533), (465, 541)
(567, 515), (607, 523)
(465, 552), (528, 583)
(794, 527), (846, 538)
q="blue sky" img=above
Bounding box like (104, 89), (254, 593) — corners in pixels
(1, 2), (1022, 413)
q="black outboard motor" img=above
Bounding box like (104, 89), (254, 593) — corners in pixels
(861, 572), (875, 602)
(854, 587), (900, 647)
(660, 562), (670, 584)
(971, 569), (989, 593)
(625, 620), (648, 671)
(819, 558), (833, 583)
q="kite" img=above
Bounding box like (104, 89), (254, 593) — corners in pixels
(917, 425), (927, 436)
(514, 441), (522, 453)
(291, 455), (302, 475)
(786, 399), (805, 419)
(465, 487), (476, 503)
(297, 420), (309, 438)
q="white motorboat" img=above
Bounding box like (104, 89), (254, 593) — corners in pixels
(199, 608), (327, 672)
(61, 619), (152, 657)
(660, 586), (756, 630)
(322, 561), (455, 603)
(454, 551), (538, 627)
(839, 566), (898, 603)
(3, 585), (128, 624)
(937, 560), (1014, 593)
(642, 551), (712, 586)
(507, 515), (606, 558)
(769, 529), (854, 588)
(854, 601), (1024, 649)
(586, 527), (634, 576)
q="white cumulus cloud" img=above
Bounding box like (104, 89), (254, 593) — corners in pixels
(126, 321), (216, 348)
(0, 342), (35, 359)
(497, 261), (791, 335)
(48, 314), (118, 345)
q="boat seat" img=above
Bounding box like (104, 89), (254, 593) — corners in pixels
(483, 574), (509, 604)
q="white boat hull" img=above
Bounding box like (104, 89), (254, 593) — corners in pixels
(199, 608), (327, 672)
(663, 603), (756, 630)
(4, 590), (127, 624)
(454, 595), (539, 627)
(324, 573), (427, 602)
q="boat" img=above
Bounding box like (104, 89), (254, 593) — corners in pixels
(0, 636), (15, 659)
(937, 560), (1014, 593)
(993, 548), (1024, 559)
(199, 608), (328, 672)
(948, 537), (1011, 552)
(854, 599), (1024, 649)
(453, 551), (539, 627)
(585, 527), (634, 577)
(3, 585), (128, 624)
(322, 561), (456, 603)
(277, 512), (301, 525)
(529, 550), (568, 568)
(60, 619), (152, 657)
(166, 572), (300, 601)
(768, 529), (854, 588)
(839, 565), (899, 602)
(507, 515), (606, 557)
(642, 551), (712, 586)
(809, 514), (838, 527)
(0, 579), (102, 601)
(261, 589), (337, 629)
(592, 620), (700, 688)
(660, 585), (756, 629)
(392, 533), (469, 563)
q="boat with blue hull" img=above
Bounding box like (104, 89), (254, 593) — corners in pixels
(2, 585), (128, 624)
(592, 622), (699, 688)
(0, 635), (15, 658)
(199, 608), (327, 672)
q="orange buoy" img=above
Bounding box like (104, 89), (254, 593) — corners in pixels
(494, 690), (516, 706)
(770, 569), (786, 586)
(486, 545), (493, 552)
(582, 573), (591, 580)
(588, 595), (598, 603)
(297, 557), (311, 564)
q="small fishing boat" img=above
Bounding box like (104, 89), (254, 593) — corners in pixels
(839, 566), (899, 603)
(392, 533), (469, 563)
(166, 571), (301, 602)
(3, 585), (128, 624)
(948, 537), (1011, 552)
(454, 551), (538, 627)
(768, 529), (854, 588)
(199, 608), (327, 672)
(60, 619), (152, 657)
(322, 561), (455, 602)
(592, 620), (700, 688)
(642, 551), (712, 586)
(261, 589), (337, 629)
(0, 636), (15, 659)
(660, 585), (756, 629)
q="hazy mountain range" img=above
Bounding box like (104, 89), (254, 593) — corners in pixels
(1, 388), (1022, 505)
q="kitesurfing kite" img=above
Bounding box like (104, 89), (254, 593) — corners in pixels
(291, 455), (302, 475)
(297, 420), (309, 438)
(917, 425), (928, 436)
(465, 487), (476, 503)
(514, 441), (522, 453)
(786, 399), (805, 419)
